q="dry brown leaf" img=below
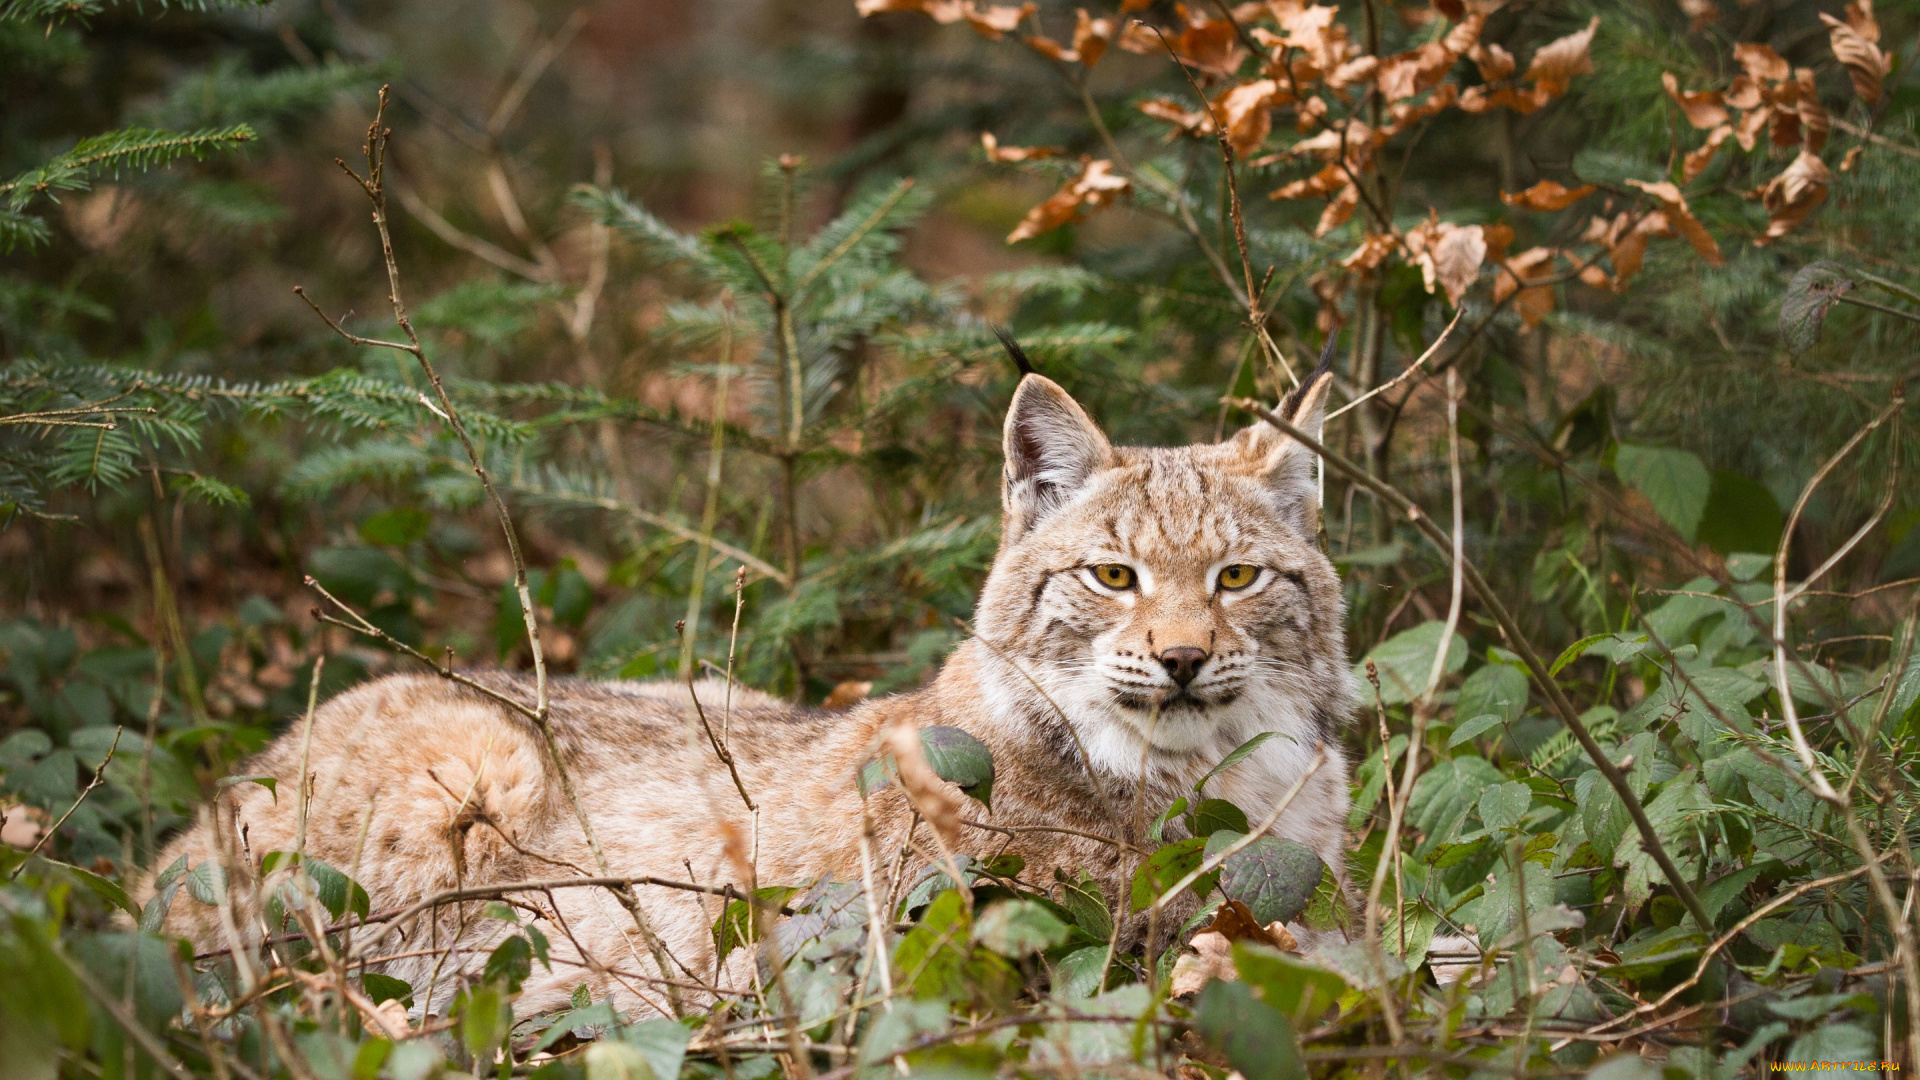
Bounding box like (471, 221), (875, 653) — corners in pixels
(1840, 144), (1864, 172)
(1677, 0), (1718, 32)
(1288, 120), (1384, 161)
(882, 723), (968, 848)
(1377, 41), (1455, 102)
(1074, 8), (1115, 67)
(1442, 11), (1485, 54)
(1821, 3), (1891, 103)
(1733, 104), (1770, 151)
(1470, 41), (1515, 81)
(1581, 209), (1666, 291)
(1494, 246), (1558, 328)
(1625, 178), (1724, 265)
(1482, 221), (1514, 262)
(967, 2), (1035, 37)
(1327, 54), (1380, 89)
(1294, 94), (1329, 132)
(1434, 0), (1465, 18)
(856, 0), (1036, 38)
(1174, 10), (1247, 75)
(1198, 899), (1284, 947)
(1138, 97), (1216, 136)
(1024, 33), (1075, 61)
(1343, 231), (1398, 271)
(822, 680), (874, 709)
(1455, 82), (1550, 115)
(1388, 82), (1459, 130)
(1006, 157), (1131, 244)
(1121, 0), (1153, 10)
(1405, 217), (1487, 305)
(1500, 178), (1597, 211)
(1682, 124), (1733, 181)
(982, 132), (1063, 162)
(1525, 16), (1599, 97)
(1276, 4), (1350, 74)
(1, 802), (48, 849)
(1116, 18), (1166, 54)
(1273, 162), (1347, 200)
(1752, 149), (1830, 244)
(1797, 95), (1829, 154)
(1662, 72), (1729, 130)
(1216, 79), (1287, 156)
(1724, 74), (1765, 110)
(1170, 930), (1236, 997)
(1734, 42), (1789, 82)
(1316, 182), (1359, 235)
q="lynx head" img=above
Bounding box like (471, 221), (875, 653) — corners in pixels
(970, 367), (1350, 780)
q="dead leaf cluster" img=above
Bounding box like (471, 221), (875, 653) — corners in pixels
(1168, 898), (1302, 997)
(1006, 157), (1132, 244)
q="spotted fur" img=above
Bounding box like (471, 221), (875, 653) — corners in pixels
(136, 371), (1353, 1017)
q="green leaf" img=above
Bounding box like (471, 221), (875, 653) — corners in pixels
(1779, 260), (1857, 355)
(358, 507), (431, 547)
(860, 725), (996, 808)
(892, 889), (973, 1000)
(586, 1042), (656, 1080)
(1549, 634), (1611, 678)
(1356, 621), (1468, 705)
(973, 899), (1071, 957)
(1476, 781), (1532, 831)
(1698, 471), (1783, 556)
(1189, 798), (1251, 837)
(362, 973), (413, 1007)
(1196, 731), (1283, 792)
(483, 935), (533, 993)
(215, 774), (277, 801)
(1204, 832), (1323, 926)
(1455, 662), (1527, 726)
(917, 725), (995, 808)
(1193, 979), (1304, 1080)
(1614, 444), (1711, 542)
(713, 885), (800, 963)
(140, 854), (188, 932)
(621, 1017), (692, 1080)
(1130, 838), (1208, 913)
(1148, 796), (1189, 843)
(1050, 945), (1109, 999)
(1232, 942), (1349, 1025)
(52, 860), (136, 918)
(455, 983), (510, 1062)
(306, 859), (371, 921)
(1057, 873), (1112, 941)
(1448, 713), (1506, 747)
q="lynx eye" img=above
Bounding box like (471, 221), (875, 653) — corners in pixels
(1217, 564), (1260, 590)
(1090, 564), (1136, 590)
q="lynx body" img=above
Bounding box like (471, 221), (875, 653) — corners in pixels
(141, 370), (1353, 1017)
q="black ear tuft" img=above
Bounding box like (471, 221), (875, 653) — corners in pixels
(994, 327), (1036, 377)
(1280, 333), (1338, 417)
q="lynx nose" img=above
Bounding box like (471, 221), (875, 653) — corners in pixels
(1159, 646), (1209, 688)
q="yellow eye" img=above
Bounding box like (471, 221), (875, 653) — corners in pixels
(1218, 564), (1259, 590)
(1092, 564), (1136, 590)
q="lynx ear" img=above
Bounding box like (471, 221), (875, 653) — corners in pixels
(1231, 368), (1332, 533)
(1003, 373), (1113, 539)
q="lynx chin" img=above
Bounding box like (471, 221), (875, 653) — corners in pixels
(138, 361), (1354, 1017)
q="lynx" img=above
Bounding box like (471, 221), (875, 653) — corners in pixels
(138, 364), (1353, 1017)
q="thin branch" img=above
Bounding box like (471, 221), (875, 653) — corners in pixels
(1328, 309), (1463, 420)
(10, 726), (121, 876)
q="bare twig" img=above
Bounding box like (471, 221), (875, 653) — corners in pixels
(11, 726), (121, 876)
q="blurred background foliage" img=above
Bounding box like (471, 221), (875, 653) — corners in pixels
(4, 0), (1920, 1074)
